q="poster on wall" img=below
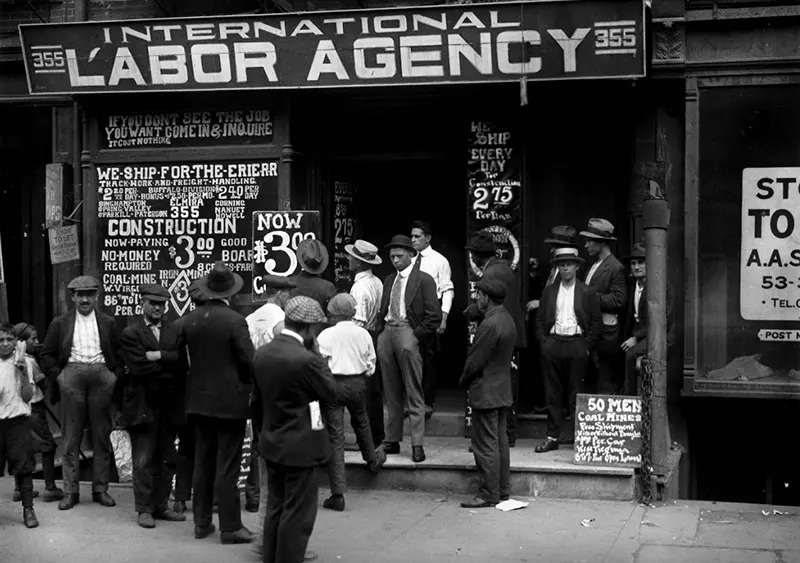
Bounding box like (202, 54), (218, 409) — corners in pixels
(332, 181), (356, 291)
(96, 161), (279, 320)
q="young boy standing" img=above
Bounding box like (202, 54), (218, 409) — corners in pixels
(0, 322), (39, 528)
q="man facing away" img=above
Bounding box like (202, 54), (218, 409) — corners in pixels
(535, 248), (602, 453)
(376, 234), (442, 463)
(40, 275), (122, 510)
(291, 239), (337, 311)
(410, 220), (454, 418)
(458, 277), (516, 509)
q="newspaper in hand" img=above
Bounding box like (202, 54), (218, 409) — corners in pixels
(309, 400), (324, 431)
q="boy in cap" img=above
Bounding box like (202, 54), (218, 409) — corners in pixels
(317, 293), (386, 512)
(120, 283), (188, 529)
(459, 278), (516, 509)
(0, 322), (39, 528)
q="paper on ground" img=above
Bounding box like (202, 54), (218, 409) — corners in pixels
(496, 499), (529, 512)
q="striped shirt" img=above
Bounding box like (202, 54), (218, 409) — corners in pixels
(68, 310), (106, 364)
(350, 270), (383, 332)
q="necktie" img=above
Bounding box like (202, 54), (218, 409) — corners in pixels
(150, 323), (160, 342)
(413, 253), (422, 271)
(389, 275), (403, 320)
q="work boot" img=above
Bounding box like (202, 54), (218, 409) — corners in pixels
(194, 523), (216, 539)
(153, 508), (186, 521)
(92, 491), (116, 507)
(42, 487), (64, 502)
(23, 507), (39, 529)
(172, 500), (187, 514)
(137, 512), (155, 529)
(59, 493), (79, 510)
(322, 494), (345, 512)
(367, 448), (387, 473)
(220, 526), (254, 544)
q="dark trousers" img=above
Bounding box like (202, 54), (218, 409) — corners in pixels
(623, 338), (648, 395)
(506, 353), (519, 443)
(591, 325), (622, 394)
(1, 415), (35, 507)
(30, 401), (58, 488)
(174, 423), (194, 502)
(421, 333), (438, 407)
(192, 414), (246, 533)
(323, 375), (377, 495)
(245, 421), (260, 507)
(471, 408), (510, 503)
(541, 336), (588, 440)
(130, 409), (176, 514)
(264, 461), (318, 563)
(366, 331), (384, 446)
(58, 362), (116, 493)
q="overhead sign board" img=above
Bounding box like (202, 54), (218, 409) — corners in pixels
(20, 0), (646, 95)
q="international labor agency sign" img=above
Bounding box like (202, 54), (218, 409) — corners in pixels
(740, 168), (800, 320)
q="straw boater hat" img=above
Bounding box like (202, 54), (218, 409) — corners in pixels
(544, 225), (578, 247)
(624, 242), (647, 262)
(550, 247), (585, 265)
(579, 218), (618, 242)
(197, 261), (243, 299)
(345, 239), (382, 265)
(384, 234), (416, 254)
(296, 239), (329, 275)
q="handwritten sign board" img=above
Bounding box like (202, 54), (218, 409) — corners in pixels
(45, 163), (64, 228)
(740, 168), (800, 321)
(332, 181), (356, 291)
(100, 110), (273, 149)
(574, 393), (642, 467)
(96, 161), (278, 319)
(251, 210), (320, 301)
(48, 225), (80, 265)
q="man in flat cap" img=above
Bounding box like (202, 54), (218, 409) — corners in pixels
(252, 295), (345, 563)
(40, 275), (122, 510)
(580, 218), (627, 394)
(291, 239), (337, 311)
(459, 277), (516, 509)
(119, 284), (188, 529)
(180, 261), (255, 544)
(376, 234), (441, 463)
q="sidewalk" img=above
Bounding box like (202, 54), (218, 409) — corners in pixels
(1, 477), (799, 563)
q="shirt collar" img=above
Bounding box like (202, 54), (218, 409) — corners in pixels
(419, 246), (432, 257)
(398, 262), (414, 278)
(354, 270), (373, 282)
(281, 328), (304, 345)
(76, 310), (96, 321)
(144, 317), (161, 328)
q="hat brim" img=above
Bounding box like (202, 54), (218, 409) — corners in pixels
(345, 244), (382, 265)
(543, 237), (578, 246)
(141, 295), (169, 302)
(297, 253), (329, 275)
(579, 230), (617, 241)
(197, 273), (244, 299)
(623, 254), (647, 263)
(550, 256), (585, 265)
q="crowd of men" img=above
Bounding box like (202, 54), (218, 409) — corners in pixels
(0, 216), (664, 562)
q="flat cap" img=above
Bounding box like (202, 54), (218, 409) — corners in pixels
(260, 275), (297, 290)
(327, 293), (356, 318)
(476, 276), (507, 301)
(139, 283), (170, 302)
(67, 275), (100, 291)
(284, 296), (327, 324)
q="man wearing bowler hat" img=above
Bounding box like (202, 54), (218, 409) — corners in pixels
(40, 275), (122, 510)
(580, 218), (627, 394)
(376, 234), (441, 463)
(535, 248), (601, 453)
(180, 261), (255, 544)
(291, 239), (337, 311)
(119, 284), (188, 529)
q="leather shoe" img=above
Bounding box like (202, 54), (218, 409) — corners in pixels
(380, 441), (400, 455)
(220, 526), (254, 544)
(42, 487), (64, 502)
(323, 494), (345, 512)
(194, 523), (216, 539)
(23, 507), (39, 528)
(153, 508), (186, 521)
(304, 551), (319, 562)
(535, 438), (559, 453)
(172, 500), (187, 514)
(367, 448), (387, 473)
(59, 493), (80, 510)
(412, 445), (426, 463)
(137, 512), (155, 529)
(460, 496), (497, 508)
(92, 491), (116, 507)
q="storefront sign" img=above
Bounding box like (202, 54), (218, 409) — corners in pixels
(48, 225), (80, 265)
(574, 393), (642, 467)
(332, 181), (356, 291)
(20, 1), (646, 95)
(96, 161), (279, 318)
(251, 210), (320, 301)
(100, 109), (273, 149)
(757, 329), (800, 342)
(740, 168), (800, 321)
(45, 163), (64, 228)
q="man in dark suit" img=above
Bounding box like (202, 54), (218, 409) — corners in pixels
(252, 296), (344, 563)
(459, 277), (517, 509)
(40, 275), (122, 511)
(535, 248), (602, 453)
(290, 239), (337, 311)
(580, 218), (627, 394)
(376, 234), (442, 463)
(180, 261), (255, 544)
(120, 284), (188, 529)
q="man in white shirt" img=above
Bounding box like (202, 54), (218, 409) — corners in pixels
(317, 293), (386, 512)
(246, 275), (297, 349)
(410, 220), (454, 418)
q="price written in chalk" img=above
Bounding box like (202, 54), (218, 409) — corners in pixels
(574, 394), (643, 467)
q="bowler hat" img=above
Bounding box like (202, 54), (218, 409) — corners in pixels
(67, 275), (100, 292)
(624, 242), (647, 262)
(139, 283), (170, 302)
(550, 247), (585, 265)
(544, 225), (578, 247)
(260, 275), (297, 290)
(476, 277), (507, 301)
(327, 293), (356, 318)
(197, 261), (243, 299)
(579, 218), (617, 241)
(296, 239), (329, 275)
(345, 239), (382, 265)
(285, 296), (327, 324)
(384, 234), (416, 253)
(465, 231), (497, 254)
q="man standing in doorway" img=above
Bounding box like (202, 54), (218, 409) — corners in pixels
(377, 235), (441, 463)
(40, 275), (122, 511)
(410, 220), (454, 419)
(580, 218), (627, 394)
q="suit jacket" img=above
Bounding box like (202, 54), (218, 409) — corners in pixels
(40, 308), (122, 380)
(252, 333), (343, 467)
(583, 254), (627, 320)
(119, 317), (188, 428)
(180, 300), (254, 420)
(376, 268), (442, 340)
(459, 304), (516, 409)
(466, 258), (527, 349)
(535, 280), (602, 350)
(290, 271), (337, 311)
(622, 281), (676, 346)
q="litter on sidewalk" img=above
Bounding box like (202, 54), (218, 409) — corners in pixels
(495, 499), (529, 512)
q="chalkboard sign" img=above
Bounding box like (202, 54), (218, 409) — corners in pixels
(574, 393), (643, 467)
(331, 180), (356, 291)
(96, 160), (279, 319)
(251, 210), (320, 301)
